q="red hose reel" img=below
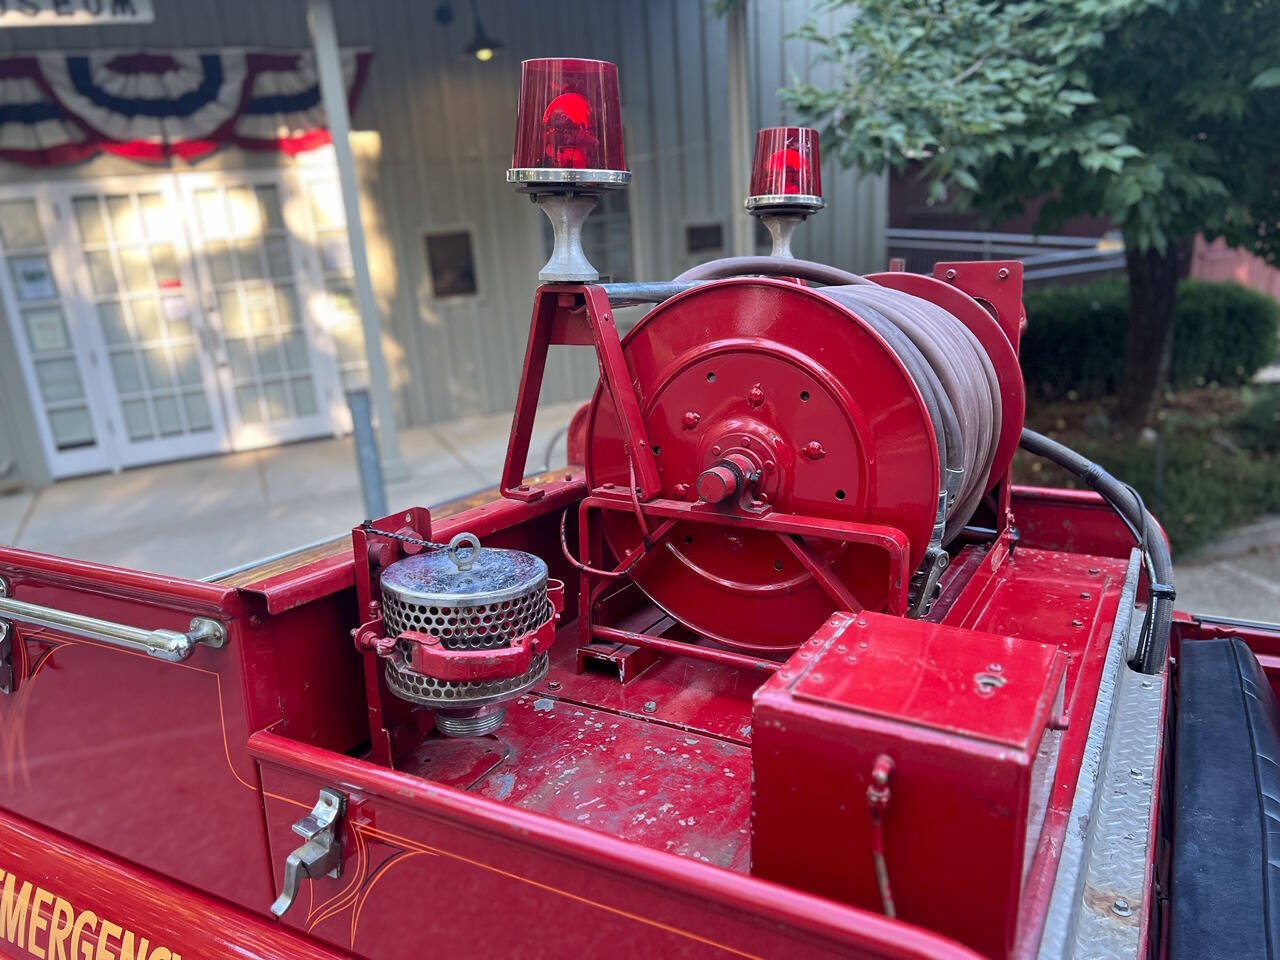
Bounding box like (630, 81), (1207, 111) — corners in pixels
(578, 268), (1024, 653)
(495, 261), (1024, 661)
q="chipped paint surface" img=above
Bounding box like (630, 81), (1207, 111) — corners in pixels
(406, 693), (752, 871)
(536, 628), (763, 745)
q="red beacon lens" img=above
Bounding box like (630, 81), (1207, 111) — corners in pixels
(510, 58), (628, 186)
(747, 127), (823, 210)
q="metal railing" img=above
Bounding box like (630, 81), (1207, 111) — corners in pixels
(887, 228), (1126, 281)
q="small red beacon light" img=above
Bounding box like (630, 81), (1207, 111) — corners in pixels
(746, 126), (824, 212)
(508, 58), (630, 190)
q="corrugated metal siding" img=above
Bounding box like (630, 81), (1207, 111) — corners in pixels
(0, 0), (884, 430)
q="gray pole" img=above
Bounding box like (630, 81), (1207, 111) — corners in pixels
(346, 388), (387, 520)
(306, 0), (408, 481)
(726, 0), (754, 257)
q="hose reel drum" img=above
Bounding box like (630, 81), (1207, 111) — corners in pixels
(584, 272), (1024, 652)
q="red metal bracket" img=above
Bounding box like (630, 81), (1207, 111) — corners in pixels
(350, 505), (434, 767)
(584, 491), (912, 611)
(501, 285), (661, 502)
(572, 493), (911, 670)
(932, 260), (1025, 351)
(409, 579), (562, 681)
(930, 261), (1027, 538)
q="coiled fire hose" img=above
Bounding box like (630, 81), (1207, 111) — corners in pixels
(673, 257), (1174, 673)
(675, 256), (1000, 542)
(822, 284), (1000, 541)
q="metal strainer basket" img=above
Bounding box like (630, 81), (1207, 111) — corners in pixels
(379, 533), (551, 736)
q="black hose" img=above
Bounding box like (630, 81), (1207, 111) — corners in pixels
(1018, 428), (1174, 674)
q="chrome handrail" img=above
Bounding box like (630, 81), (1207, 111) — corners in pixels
(0, 593), (226, 662)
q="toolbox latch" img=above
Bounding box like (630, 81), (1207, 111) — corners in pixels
(270, 788), (346, 919)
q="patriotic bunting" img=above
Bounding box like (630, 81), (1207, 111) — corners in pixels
(0, 48), (370, 166)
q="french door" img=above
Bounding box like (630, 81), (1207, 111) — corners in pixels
(178, 171), (336, 450)
(0, 164), (351, 477)
(60, 176), (229, 469)
(0, 186), (115, 476)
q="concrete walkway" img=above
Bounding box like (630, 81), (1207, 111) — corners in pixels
(0, 400), (582, 581)
(1174, 516), (1280, 623)
(0, 396), (1275, 624)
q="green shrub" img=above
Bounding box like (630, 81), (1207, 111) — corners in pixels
(1171, 281), (1280, 387)
(1020, 279), (1129, 400)
(1020, 278), (1279, 402)
(1232, 385), (1280, 454)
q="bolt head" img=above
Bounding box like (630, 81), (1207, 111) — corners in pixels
(997, 267), (1010, 279)
(643, 700), (657, 714)
(711, 445), (722, 456)
(682, 411), (701, 430)
(802, 440), (826, 460)
(748, 384), (765, 407)
(945, 268), (957, 280)
(672, 483), (691, 499)
(1111, 898), (1132, 917)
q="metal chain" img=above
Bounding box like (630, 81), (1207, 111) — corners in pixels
(359, 523), (448, 550)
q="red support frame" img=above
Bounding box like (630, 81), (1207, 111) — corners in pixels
(502, 285), (661, 502)
(573, 491), (912, 666)
(502, 266), (1026, 671)
(932, 260), (1027, 542)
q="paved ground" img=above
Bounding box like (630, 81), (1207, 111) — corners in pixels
(0, 400), (582, 581)
(1174, 517), (1280, 623)
(0, 396), (1275, 623)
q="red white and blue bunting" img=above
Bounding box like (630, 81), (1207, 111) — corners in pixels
(0, 49), (371, 166)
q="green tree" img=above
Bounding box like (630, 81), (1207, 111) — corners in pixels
(784, 0), (1280, 428)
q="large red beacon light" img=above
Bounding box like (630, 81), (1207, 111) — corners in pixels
(507, 58), (630, 282)
(746, 125), (824, 212)
(508, 57), (629, 189)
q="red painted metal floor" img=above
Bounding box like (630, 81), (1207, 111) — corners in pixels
(398, 632), (762, 872)
(398, 544), (1131, 882)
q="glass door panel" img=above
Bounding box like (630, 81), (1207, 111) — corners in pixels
(183, 177), (331, 448)
(62, 183), (226, 467)
(0, 192), (109, 476)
